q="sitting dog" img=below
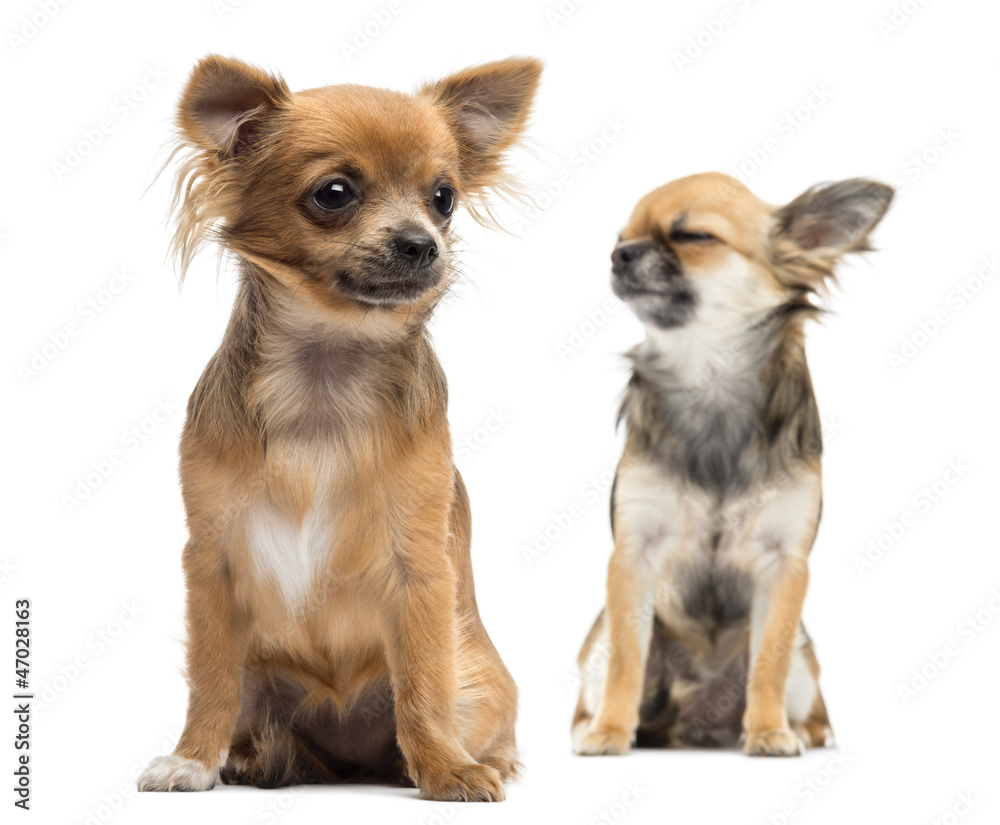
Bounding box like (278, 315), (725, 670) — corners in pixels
(573, 172), (892, 756)
(137, 55), (541, 801)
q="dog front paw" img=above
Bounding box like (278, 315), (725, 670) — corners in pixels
(573, 724), (633, 756)
(137, 754), (217, 792)
(417, 762), (505, 802)
(742, 727), (806, 757)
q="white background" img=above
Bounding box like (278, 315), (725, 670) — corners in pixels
(4, 0), (1000, 823)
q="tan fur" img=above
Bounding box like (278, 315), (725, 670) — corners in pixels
(139, 55), (540, 800)
(582, 532), (649, 754)
(574, 172), (892, 758)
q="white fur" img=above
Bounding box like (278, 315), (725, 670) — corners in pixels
(577, 625), (612, 724)
(137, 754), (217, 792)
(601, 458), (823, 725)
(691, 251), (779, 322)
(614, 463), (717, 567)
(248, 496), (333, 609)
(640, 252), (783, 393)
(785, 638), (820, 723)
(613, 458), (821, 618)
(722, 471), (823, 567)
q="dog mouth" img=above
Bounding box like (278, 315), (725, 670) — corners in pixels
(612, 271), (690, 301)
(612, 271), (697, 328)
(615, 285), (672, 299)
(336, 265), (445, 307)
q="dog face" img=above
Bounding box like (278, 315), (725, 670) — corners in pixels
(173, 56), (541, 314)
(611, 172), (894, 329)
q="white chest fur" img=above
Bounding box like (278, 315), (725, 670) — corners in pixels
(614, 460), (821, 590)
(247, 495), (333, 609)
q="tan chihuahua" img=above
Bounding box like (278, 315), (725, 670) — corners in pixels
(137, 55), (541, 801)
(573, 172), (892, 756)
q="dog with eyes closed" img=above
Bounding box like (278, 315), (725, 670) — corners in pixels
(572, 172), (892, 757)
(136, 55), (541, 801)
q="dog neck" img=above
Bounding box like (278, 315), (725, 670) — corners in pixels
(187, 260), (444, 451)
(623, 295), (820, 497)
(634, 307), (776, 400)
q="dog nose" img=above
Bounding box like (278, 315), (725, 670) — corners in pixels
(394, 230), (439, 269)
(611, 241), (652, 271)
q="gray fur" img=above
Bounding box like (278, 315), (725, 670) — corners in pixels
(773, 179), (894, 253)
(620, 300), (822, 499)
(676, 563), (753, 631)
(636, 617), (748, 748)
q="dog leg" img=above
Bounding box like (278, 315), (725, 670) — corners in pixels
(743, 557), (809, 757)
(381, 560), (504, 802)
(574, 537), (654, 756)
(787, 635), (834, 748)
(139, 541), (249, 791)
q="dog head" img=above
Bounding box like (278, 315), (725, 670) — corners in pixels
(611, 172), (894, 330)
(172, 55), (541, 322)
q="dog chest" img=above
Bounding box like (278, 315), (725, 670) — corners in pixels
(614, 460), (820, 628)
(246, 493), (335, 610)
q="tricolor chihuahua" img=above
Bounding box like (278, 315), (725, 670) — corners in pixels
(137, 55), (541, 801)
(573, 172), (892, 756)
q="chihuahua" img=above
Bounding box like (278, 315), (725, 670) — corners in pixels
(572, 172), (892, 756)
(137, 55), (541, 801)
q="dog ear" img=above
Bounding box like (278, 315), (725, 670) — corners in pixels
(178, 55), (290, 157)
(421, 57), (542, 194)
(773, 179), (894, 255)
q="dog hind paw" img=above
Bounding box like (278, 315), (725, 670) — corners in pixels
(791, 720), (835, 748)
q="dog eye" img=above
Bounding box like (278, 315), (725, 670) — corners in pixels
(314, 180), (355, 211)
(433, 186), (455, 216)
(669, 229), (717, 244)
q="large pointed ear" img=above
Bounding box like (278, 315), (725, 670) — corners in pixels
(177, 55), (290, 158)
(421, 57), (542, 193)
(773, 179), (894, 255)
